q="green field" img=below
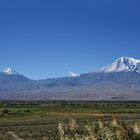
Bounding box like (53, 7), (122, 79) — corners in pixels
(0, 101), (140, 140)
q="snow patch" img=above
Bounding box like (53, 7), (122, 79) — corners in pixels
(3, 68), (18, 75)
(67, 71), (80, 77)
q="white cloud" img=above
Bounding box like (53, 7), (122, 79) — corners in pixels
(67, 71), (80, 77)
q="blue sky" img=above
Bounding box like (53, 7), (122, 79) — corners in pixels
(0, 0), (140, 79)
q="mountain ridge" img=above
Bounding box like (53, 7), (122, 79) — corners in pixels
(0, 56), (140, 100)
(1, 56), (140, 79)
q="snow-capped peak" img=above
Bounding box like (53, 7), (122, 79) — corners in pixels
(98, 56), (140, 73)
(3, 68), (18, 75)
(67, 72), (80, 77)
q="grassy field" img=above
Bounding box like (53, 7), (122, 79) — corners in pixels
(0, 101), (140, 140)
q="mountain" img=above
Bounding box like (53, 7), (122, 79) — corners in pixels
(42, 57), (140, 88)
(0, 68), (41, 90)
(0, 68), (30, 84)
(0, 57), (140, 100)
(98, 57), (140, 73)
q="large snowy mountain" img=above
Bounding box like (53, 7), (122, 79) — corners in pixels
(98, 57), (140, 73)
(0, 57), (140, 100)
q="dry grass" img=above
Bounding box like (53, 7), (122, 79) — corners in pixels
(58, 116), (140, 140)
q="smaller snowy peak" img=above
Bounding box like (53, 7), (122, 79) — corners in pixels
(3, 68), (19, 75)
(98, 56), (140, 73)
(67, 71), (80, 77)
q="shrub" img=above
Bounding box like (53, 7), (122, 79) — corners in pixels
(58, 117), (140, 140)
(2, 109), (9, 115)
